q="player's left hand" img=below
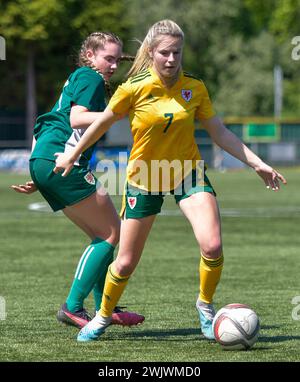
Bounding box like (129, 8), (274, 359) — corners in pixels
(254, 162), (287, 191)
(11, 180), (37, 194)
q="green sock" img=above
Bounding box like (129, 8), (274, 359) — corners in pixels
(93, 250), (114, 312)
(66, 238), (115, 312)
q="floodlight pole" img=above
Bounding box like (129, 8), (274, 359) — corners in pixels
(26, 46), (37, 149)
(274, 65), (283, 120)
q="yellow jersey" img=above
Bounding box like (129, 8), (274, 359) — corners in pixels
(108, 67), (215, 192)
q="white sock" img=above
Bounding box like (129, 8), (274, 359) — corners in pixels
(87, 314), (111, 330)
(196, 299), (215, 320)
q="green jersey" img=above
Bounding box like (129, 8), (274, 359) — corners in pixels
(30, 66), (106, 167)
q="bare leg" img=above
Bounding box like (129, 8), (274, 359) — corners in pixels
(63, 186), (120, 246)
(179, 192), (224, 339)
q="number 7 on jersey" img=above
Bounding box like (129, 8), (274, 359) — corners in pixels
(163, 113), (174, 133)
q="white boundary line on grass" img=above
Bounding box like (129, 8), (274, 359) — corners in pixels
(28, 202), (300, 218)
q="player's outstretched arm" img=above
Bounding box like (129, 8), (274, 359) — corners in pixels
(201, 116), (287, 191)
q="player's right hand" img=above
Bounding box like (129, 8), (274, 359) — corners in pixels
(53, 152), (75, 177)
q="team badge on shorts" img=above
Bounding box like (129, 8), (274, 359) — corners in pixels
(127, 196), (137, 209)
(181, 89), (192, 102)
(84, 172), (96, 185)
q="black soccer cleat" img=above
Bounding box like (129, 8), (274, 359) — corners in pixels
(57, 303), (92, 329)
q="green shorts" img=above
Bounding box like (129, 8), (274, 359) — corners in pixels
(29, 158), (98, 212)
(121, 169), (216, 219)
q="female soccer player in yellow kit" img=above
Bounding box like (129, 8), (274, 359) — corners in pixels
(54, 20), (287, 342)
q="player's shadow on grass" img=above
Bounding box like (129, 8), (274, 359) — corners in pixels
(259, 325), (300, 343)
(112, 327), (208, 341)
(260, 325), (281, 330)
(258, 335), (300, 343)
(110, 324), (300, 344)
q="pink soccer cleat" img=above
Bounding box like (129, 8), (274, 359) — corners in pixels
(111, 306), (145, 326)
(57, 303), (91, 329)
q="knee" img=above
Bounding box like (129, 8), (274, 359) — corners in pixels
(200, 240), (223, 259)
(114, 256), (136, 277)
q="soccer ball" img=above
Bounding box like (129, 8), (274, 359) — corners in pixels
(212, 303), (260, 350)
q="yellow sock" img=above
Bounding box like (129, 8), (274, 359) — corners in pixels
(100, 264), (130, 317)
(199, 253), (224, 304)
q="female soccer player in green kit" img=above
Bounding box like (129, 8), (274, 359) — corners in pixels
(53, 20), (287, 342)
(12, 32), (144, 329)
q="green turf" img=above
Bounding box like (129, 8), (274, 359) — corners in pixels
(0, 167), (299, 362)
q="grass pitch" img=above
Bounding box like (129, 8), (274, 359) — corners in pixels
(0, 167), (299, 362)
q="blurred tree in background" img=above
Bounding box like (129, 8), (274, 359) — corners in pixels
(243, 0), (300, 116)
(0, 0), (131, 144)
(125, 0), (299, 117)
(0, 0), (299, 145)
